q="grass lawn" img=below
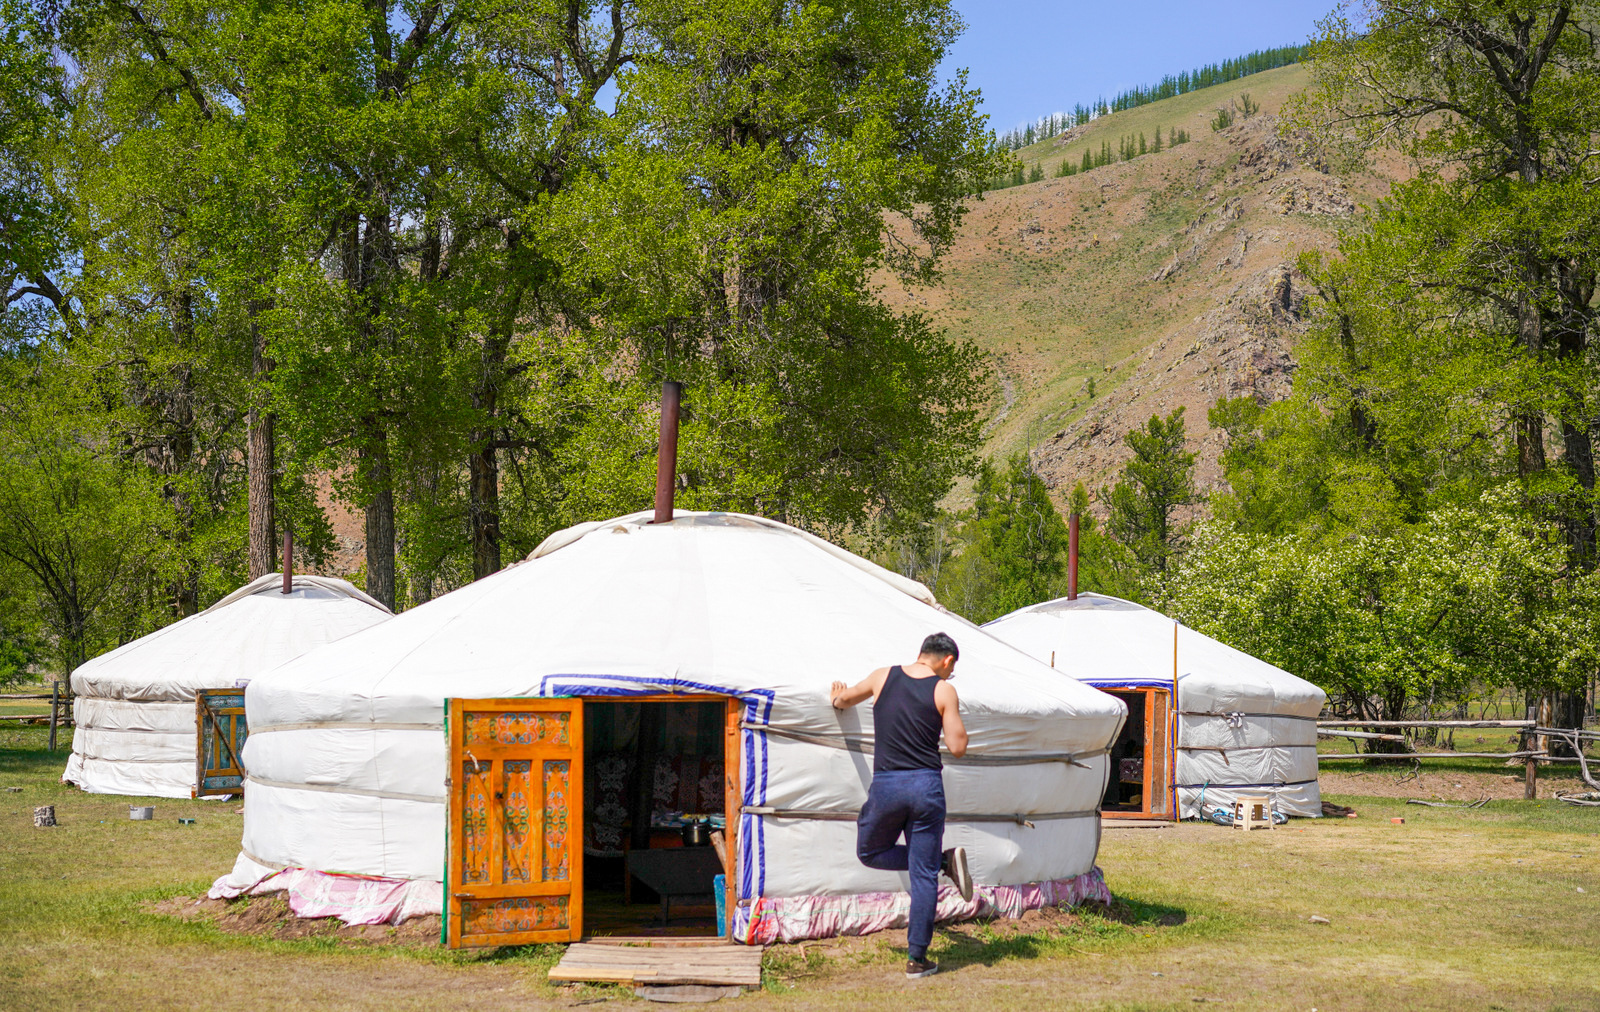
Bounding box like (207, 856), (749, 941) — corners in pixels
(4, 722), (1596, 1010)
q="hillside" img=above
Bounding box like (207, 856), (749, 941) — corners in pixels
(313, 67), (1399, 580)
(882, 64), (1404, 506)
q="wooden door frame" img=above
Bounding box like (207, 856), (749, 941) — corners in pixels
(193, 688), (247, 798)
(1102, 687), (1174, 820)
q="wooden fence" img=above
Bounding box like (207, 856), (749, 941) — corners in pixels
(1, 682), (72, 750)
(1316, 718), (1599, 801)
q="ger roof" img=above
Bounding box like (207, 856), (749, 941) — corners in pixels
(245, 511), (1125, 754)
(984, 592), (1324, 717)
(71, 574), (392, 702)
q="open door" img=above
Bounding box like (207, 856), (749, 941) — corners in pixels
(1103, 687), (1173, 819)
(447, 698), (584, 948)
(193, 689), (247, 798)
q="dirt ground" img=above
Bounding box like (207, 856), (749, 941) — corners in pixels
(147, 894), (444, 946)
(1319, 758), (1586, 802)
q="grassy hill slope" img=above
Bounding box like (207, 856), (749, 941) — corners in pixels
(882, 64), (1403, 504)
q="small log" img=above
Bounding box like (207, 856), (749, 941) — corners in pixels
(1317, 751), (1546, 761)
(33, 805), (56, 828)
(1316, 720), (1534, 729)
(1317, 729), (1408, 743)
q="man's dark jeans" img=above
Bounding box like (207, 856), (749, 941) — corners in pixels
(856, 768), (946, 961)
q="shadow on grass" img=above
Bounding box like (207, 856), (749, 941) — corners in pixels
(932, 896), (1193, 972)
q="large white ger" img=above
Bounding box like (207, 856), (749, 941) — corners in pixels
(64, 574), (392, 798)
(985, 593), (1325, 820)
(219, 511), (1127, 943)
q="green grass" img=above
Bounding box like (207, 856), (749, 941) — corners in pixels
(4, 724), (1597, 1010)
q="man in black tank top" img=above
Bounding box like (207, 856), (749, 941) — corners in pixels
(831, 632), (973, 979)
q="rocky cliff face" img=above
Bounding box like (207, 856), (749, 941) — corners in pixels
(882, 66), (1402, 510)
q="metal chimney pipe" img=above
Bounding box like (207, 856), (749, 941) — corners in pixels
(1067, 512), (1079, 600)
(281, 528), (293, 594)
(653, 381), (682, 524)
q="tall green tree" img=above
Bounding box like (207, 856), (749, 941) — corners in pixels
(1102, 408), (1198, 575)
(0, 346), (179, 673)
(1290, 0), (1600, 566)
(1278, 1), (1600, 730)
(545, 0), (998, 537)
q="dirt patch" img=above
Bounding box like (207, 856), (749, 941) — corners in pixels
(147, 893), (442, 947)
(1320, 763), (1586, 802)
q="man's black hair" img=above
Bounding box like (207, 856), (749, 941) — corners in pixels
(919, 632), (959, 661)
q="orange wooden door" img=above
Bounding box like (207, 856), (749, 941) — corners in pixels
(447, 698), (583, 948)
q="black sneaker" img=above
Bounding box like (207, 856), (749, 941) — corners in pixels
(942, 846), (973, 902)
(905, 957), (939, 978)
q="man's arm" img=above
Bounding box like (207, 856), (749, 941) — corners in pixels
(935, 680), (967, 757)
(831, 668), (887, 710)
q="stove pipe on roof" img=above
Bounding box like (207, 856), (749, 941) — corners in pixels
(653, 381), (682, 524)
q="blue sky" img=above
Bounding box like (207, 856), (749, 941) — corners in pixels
(940, 1), (1339, 134)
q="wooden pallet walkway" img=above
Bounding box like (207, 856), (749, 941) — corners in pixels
(549, 941), (763, 987)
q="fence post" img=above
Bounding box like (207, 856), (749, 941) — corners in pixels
(48, 680), (59, 752)
(1521, 708), (1537, 800)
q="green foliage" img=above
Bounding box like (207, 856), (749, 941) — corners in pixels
(1102, 408), (1198, 575)
(0, 0), (999, 663)
(0, 581), (40, 690)
(1173, 488), (1600, 719)
(1185, 4), (1600, 722)
(0, 346), (181, 673)
(1238, 92), (1258, 117)
(0, 0), (71, 330)
(548, 0), (994, 538)
(1210, 106), (1233, 131)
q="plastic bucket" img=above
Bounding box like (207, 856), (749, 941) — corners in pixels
(713, 874), (726, 937)
(129, 806), (154, 820)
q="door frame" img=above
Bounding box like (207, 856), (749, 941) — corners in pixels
(1101, 687), (1175, 820)
(445, 692), (744, 947)
(587, 693), (742, 940)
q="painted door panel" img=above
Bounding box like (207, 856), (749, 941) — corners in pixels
(194, 689), (247, 798)
(447, 698), (583, 947)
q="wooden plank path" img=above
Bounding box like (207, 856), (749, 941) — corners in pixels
(549, 941), (763, 987)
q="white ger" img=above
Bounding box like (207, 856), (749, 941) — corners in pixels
(215, 511), (1127, 942)
(985, 592), (1325, 821)
(64, 574), (392, 798)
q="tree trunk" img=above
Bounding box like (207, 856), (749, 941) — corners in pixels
(1538, 691), (1585, 757)
(1512, 282), (1548, 477)
(161, 290), (200, 618)
(1560, 420), (1596, 566)
(246, 305), (276, 579)
(469, 439), (501, 579)
(359, 424), (396, 611)
(466, 273), (527, 581)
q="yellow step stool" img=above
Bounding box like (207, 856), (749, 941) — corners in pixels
(1232, 794), (1275, 831)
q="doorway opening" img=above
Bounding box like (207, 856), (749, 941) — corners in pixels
(1102, 688), (1172, 819)
(582, 697), (734, 937)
